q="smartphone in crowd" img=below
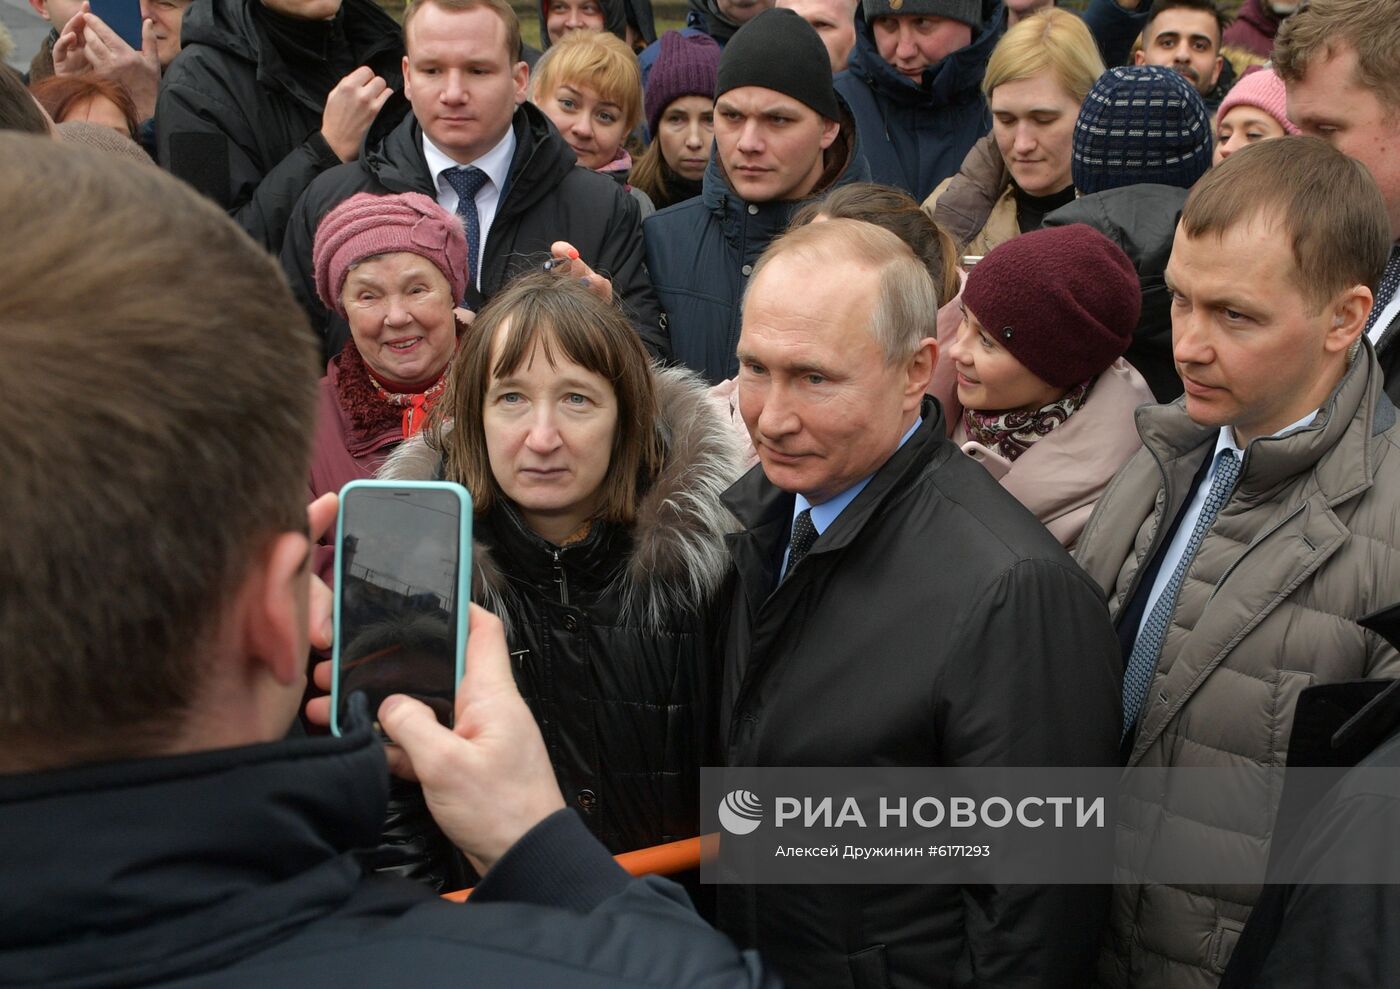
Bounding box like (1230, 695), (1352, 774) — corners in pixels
(87, 0), (145, 51)
(330, 480), (473, 737)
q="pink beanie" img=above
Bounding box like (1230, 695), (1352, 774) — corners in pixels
(1216, 67), (1301, 136)
(312, 192), (468, 318)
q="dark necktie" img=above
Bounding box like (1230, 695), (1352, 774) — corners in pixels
(443, 165), (489, 291)
(1121, 450), (1241, 741)
(783, 509), (817, 580)
(1366, 246), (1400, 337)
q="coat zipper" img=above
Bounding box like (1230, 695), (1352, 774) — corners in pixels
(553, 549), (570, 605)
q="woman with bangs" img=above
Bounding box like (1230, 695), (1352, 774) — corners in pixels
(383, 272), (742, 858)
(530, 31), (656, 217)
(925, 8), (1104, 256)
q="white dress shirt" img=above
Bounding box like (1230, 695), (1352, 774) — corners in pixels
(421, 127), (517, 289)
(1135, 410), (1319, 640)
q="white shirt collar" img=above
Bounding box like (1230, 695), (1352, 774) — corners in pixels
(422, 125), (517, 196)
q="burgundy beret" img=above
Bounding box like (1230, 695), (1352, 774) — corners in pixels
(962, 224), (1142, 389)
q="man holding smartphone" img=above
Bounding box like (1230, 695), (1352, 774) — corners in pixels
(0, 134), (773, 989)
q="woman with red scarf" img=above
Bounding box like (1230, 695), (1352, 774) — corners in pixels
(308, 192), (467, 504)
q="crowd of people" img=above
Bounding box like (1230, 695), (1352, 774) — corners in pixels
(5, 0), (1400, 984)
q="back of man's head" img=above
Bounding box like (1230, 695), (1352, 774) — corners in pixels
(1179, 135), (1389, 313)
(0, 134), (319, 769)
(1273, 0), (1400, 115)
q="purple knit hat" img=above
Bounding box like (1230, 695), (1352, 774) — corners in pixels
(645, 30), (721, 137)
(962, 224), (1141, 389)
(312, 192), (468, 318)
(1216, 66), (1301, 136)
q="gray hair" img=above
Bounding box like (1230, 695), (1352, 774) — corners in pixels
(746, 217), (940, 364)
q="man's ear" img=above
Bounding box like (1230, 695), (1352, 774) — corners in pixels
(1324, 284), (1373, 356)
(28, 0), (50, 18)
(242, 531), (311, 688)
(905, 336), (938, 405)
(1131, 48), (1146, 66)
(513, 59), (530, 105)
(819, 117), (840, 151)
(1208, 54), (1223, 89)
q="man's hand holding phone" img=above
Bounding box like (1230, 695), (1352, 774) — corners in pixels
(52, 2), (160, 120)
(306, 605), (566, 875)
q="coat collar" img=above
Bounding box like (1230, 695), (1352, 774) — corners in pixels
(1133, 343), (1393, 511)
(722, 396), (949, 552)
(845, 2), (1003, 108)
(0, 721), (390, 986)
(699, 97), (872, 239)
(364, 103), (574, 218)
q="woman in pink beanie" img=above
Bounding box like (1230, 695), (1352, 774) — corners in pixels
(1214, 66), (1301, 166)
(307, 191), (469, 507)
(947, 223), (1155, 548)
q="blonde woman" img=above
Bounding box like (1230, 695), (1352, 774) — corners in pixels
(925, 8), (1104, 254)
(530, 31), (654, 217)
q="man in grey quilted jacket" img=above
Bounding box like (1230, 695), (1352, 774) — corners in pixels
(1074, 136), (1400, 989)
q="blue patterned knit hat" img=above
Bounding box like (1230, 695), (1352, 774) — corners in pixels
(1072, 65), (1213, 196)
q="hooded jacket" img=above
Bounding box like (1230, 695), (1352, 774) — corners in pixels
(280, 102), (667, 362)
(0, 715), (778, 988)
(1222, 0), (1284, 61)
(1044, 184), (1190, 404)
(155, 0), (406, 253)
(833, 1), (1001, 201)
(717, 396), (1122, 988)
(642, 100), (871, 385)
(1073, 344), (1400, 989)
(381, 365), (744, 854)
(537, 0), (656, 51)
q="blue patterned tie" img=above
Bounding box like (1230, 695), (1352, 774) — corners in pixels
(783, 509), (817, 580)
(443, 165), (489, 290)
(1121, 449), (1241, 740)
(1366, 246), (1400, 336)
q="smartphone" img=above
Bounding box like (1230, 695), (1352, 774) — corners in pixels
(330, 480), (472, 737)
(87, 0), (145, 51)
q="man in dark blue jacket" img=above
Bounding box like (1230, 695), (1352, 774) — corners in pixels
(643, 8), (869, 385)
(0, 132), (774, 989)
(835, 0), (1151, 201)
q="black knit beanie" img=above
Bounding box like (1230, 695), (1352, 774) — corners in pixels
(715, 8), (841, 121)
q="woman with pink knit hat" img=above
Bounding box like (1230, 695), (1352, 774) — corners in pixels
(1213, 66), (1300, 166)
(307, 191), (468, 504)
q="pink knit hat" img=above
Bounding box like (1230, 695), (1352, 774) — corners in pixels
(1215, 66), (1301, 136)
(312, 192), (468, 318)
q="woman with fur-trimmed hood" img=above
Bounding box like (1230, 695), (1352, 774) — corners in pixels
(383, 272), (742, 858)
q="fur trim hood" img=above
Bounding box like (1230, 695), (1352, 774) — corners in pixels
(380, 364), (745, 628)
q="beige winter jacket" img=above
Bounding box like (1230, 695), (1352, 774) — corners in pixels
(1074, 345), (1400, 989)
(926, 175), (1020, 259)
(953, 358), (1154, 549)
